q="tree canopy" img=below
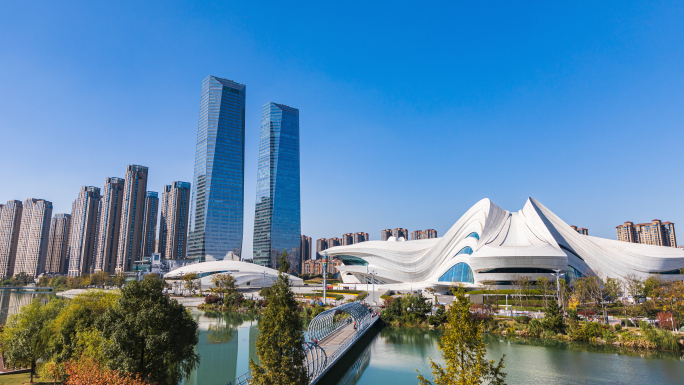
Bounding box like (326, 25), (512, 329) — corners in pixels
(1, 298), (66, 383)
(417, 287), (506, 385)
(249, 251), (308, 385)
(98, 278), (200, 385)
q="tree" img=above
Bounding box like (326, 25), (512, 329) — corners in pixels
(1, 298), (66, 383)
(604, 277), (621, 303)
(542, 300), (565, 334)
(64, 357), (149, 385)
(211, 273), (240, 305)
(49, 290), (119, 363)
(479, 280), (496, 315)
(97, 278), (200, 385)
(643, 276), (663, 298)
(417, 287), (506, 385)
(624, 274), (644, 300)
(182, 273), (200, 295)
(536, 277), (551, 308)
(249, 252), (308, 385)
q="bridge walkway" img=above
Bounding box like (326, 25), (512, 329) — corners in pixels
(226, 301), (379, 385)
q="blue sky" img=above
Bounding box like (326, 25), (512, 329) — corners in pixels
(1, 1), (683, 258)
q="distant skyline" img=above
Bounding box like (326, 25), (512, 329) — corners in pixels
(2, 2), (684, 259)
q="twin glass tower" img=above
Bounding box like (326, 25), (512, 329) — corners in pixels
(188, 76), (300, 269)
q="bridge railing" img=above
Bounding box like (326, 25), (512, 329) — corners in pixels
(225, 302), (374, 385)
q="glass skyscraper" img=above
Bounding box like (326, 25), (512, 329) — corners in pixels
(188, 76), (246, 261)
(253, 103), (301, 270)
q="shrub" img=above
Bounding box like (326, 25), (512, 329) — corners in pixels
(204, 294), (221, 305)
(528, 319), (543, 337)
(515, 316), (531, 324)
(614, 324), (622, 331)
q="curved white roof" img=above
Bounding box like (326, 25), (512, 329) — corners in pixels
(164, 260), (303, 287)
(326, 198), (684, 287)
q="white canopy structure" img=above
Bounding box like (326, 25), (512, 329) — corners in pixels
(325, 198), (684, 289)
(163, 260), (303, 288)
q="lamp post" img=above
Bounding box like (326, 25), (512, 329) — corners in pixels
(367, 267), (377, 305)
(551, 269), (565, 311)
(322, 252), (328, 306)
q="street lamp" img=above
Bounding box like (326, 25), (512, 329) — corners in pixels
(551, 269), (565, 310)
(367, 267), (377, 305)
(322, 252), (328, 306)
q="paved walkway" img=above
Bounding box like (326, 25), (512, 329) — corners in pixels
(317, 323), (358, 354)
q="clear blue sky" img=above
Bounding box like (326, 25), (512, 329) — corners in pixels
(1, 1), (683, 259)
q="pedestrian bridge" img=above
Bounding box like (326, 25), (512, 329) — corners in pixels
(227, 301), (379, 385)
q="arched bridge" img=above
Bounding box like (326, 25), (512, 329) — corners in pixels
(227, 301), (379, 385)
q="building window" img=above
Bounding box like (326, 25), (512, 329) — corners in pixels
(337, 255), (368, 266)
(566, 265), (583, 284)
(438, 262), (474, 283)
(466, 232), (480, 240)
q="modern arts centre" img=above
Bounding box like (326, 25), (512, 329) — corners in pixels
(325, 198), (684, 289)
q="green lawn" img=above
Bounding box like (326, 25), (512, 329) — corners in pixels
(0, 372), (53, 385)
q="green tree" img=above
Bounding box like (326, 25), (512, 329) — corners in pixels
(182, 273), (200, 295)
(49, 290), (119, 363)
(249, 251), (308, 385)
(98, 278), (199, 385)
(542, 299), (565, 334)
(417, 287), (506, 385)
(643, 276), (663, 298)
(1, 298), (66, 383)
(536, 277), (551, 308)
(211, 273), (240, 305)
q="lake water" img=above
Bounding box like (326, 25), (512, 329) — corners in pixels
(181, 309), (684, 385)
(0, 289), (54, 324)
(3, 292), (683, 385)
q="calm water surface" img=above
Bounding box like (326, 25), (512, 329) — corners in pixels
(2, 294), (682, 385)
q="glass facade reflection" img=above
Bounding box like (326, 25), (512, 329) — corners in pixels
(438, 262), (474, 283)
(188, 76), (246, 261)
(253, 103), (300, 270)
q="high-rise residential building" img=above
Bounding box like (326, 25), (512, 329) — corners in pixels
(570, 225), (589, 235)
(341, 233), (354, 246)
(328, 237), (341, 248)
(381, 229), (392, 241)
(253, 103), (301, 271)
(353, 232), (369, 244)
(189, 76), (247, 262)
(159, 182), (191, 259)
(0, 200), (23, 277)
(140, 191), (159, 258)
(617, 220), (676, 247)
(67, 187), (101, 277)
(94, 177), (125, 274)
(316, 238), (328, 260)
(301, 235), (312, 263)
(411, 229), (439, 240)
(46, 213), (71, 274)
(116, 165), (149, 273)
(391, 228), (409, 240)
(14, 198), (53, 277)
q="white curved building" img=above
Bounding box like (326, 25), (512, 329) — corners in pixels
(325, 198), (684, 289)
(164, 260), (303, 288)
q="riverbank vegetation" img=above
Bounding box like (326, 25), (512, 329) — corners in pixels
(417, 288), (506, 385)
(472, 274), (684, 353)
(0, 276), (199, 384)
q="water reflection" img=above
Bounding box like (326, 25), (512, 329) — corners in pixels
(336, 339), (371, 385)
(182, 311), (260, 385)
(335, 328), (684, 385)
(0, 289), (54, 324)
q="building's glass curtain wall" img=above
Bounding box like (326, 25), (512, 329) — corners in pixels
(253, 103), (301, 271)
(438, 262), (474, 283)
(188, 76), (246, 261)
